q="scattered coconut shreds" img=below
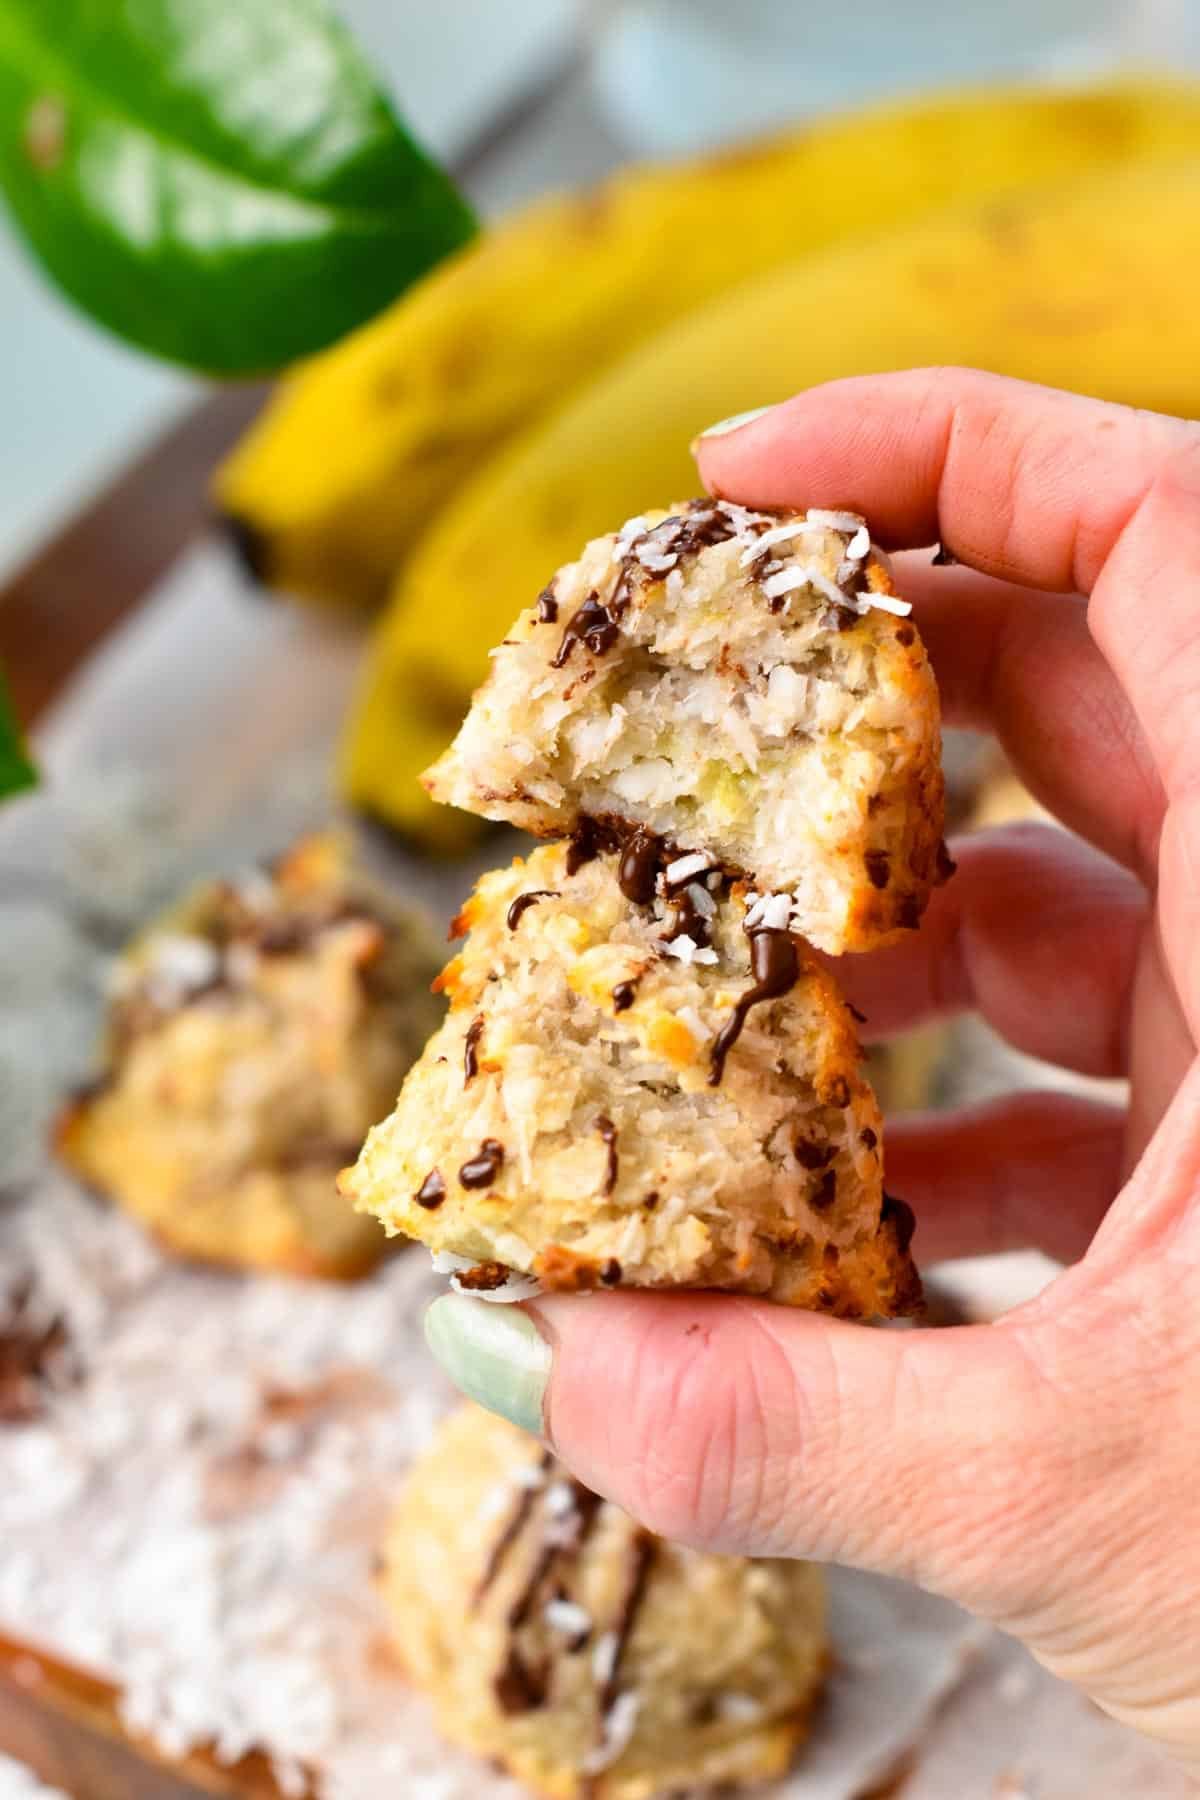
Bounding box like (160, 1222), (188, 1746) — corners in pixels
(692, 946), (719, 966)
(512, 1462), (547, 1492)
(805, 508), (867, 533)
(583, 1691), (642, 1775)
(664, 852), (712, 887)
(863, 590), (913, 618)
(742, 892), (768, 931)
(663, 934), (699, 965)
(737, 520), (812, 565)
(761, 567), (813, 602)
(685, 882), (717, 920)
(544, 1598), (592, 1639)
(718, 1693), (764, 1723)
(0, 1179), (458, 1800)
(592, 1631), (620, 1688)
(545, 1481), (578, 1519)
(746, 894), (792, 934)
(845, 524), (871, 561)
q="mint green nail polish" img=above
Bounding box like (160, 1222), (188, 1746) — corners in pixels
(697, 405), (774, 439)
(424, 1294), (551, 1437)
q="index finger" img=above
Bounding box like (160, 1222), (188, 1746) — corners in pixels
(695, 367), (1200, 798)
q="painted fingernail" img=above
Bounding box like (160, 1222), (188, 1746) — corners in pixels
(695, 405), (775, 440)
(424, 1293), (551, 1438)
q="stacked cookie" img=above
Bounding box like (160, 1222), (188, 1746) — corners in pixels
(343, 498), (946, 1316)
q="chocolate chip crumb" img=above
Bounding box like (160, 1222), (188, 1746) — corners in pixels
(865, 850), (890, 890)
(464, 1015), (484, 1084)
(415, 1169), (446, 1210)
(459, 1139), (505, 1189)
(535, 585), (559, 624)
(642, 1191), (659, 1210)
(611, 979), (637, 1013)
(860, 1127), (878, 1152)
(456, 1260), (510, 1292)
(895, 623), (916, 646)
(600, 1259), (622, 1287)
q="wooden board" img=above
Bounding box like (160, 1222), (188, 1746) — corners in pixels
(0, 1638), (289, 1800)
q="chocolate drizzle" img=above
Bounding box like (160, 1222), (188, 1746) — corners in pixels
(565, 816), (619, 876)
(506, 890), (556, 930)
(551, 593), (619, 668)
(598, 1531), (658, 1714)
(463, 1015), (484, 1083)
(414, 1169), (446, 1210)
(708, 928), (799, 1086)
(459, 1139), (505, 1189)
(536, 584), (559, 623)
(596, 1117), (619, 1196)
(664, 883), (713, 950)
(611, 980), (638, 1013)
(474, 1451), (554, 1606)
(617, 827), (664, 906)
(494, 1646), (549, 1715)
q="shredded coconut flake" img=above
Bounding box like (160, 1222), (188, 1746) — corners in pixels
(544, 1598), (591, 1638)
(583, 1691), (641, 1774)
(845, 524), (871, 561)
(664, 852), (712, 886)
(862, 590), (913, 618)
(805, 508), (867, 534)
(663, 934), (698, 965)
(592, 1631), (619, 1687)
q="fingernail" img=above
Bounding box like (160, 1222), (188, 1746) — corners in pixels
(695, 405), (774, 440)
(424, 1293), (551, 1437)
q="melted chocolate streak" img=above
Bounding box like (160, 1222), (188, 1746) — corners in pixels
(488, 1478), (605, 1716)
(551, 592), (619, 668)
(598, 1531), (659, 1715)
(596, 1116), (618, 1195)
(463, 1014), (484, 1083)
(473, 1451), (554, 1607)
(708, 927), (799, 1087)
(506, 889), (557, 931)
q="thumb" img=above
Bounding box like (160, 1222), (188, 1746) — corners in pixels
(425, 1287), (1083, 1623)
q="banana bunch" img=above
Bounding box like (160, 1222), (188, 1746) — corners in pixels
(344, 152), (1200, 846)
(215, 81), (1200, 610)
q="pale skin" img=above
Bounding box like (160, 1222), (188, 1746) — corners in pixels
(529, 370), (1200, 1775)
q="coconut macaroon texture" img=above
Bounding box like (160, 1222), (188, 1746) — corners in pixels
(340, 840), (919, 1317)
(56, 832), (444, 1280)
(425, 498), (947, 956)
(380, 1405), (829, 1800)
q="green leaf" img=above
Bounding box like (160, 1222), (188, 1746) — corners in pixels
(0, 667), (35, 801)
(0, 0), (477, 374)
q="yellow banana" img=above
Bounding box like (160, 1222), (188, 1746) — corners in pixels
(343, 154), (1200, 847)
(217, 80), (1200, 609)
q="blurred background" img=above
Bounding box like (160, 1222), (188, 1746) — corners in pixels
(4, 0), (1200, 579)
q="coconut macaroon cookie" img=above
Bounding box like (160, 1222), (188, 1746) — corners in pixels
(381, 1405), (829, 1799)
(425, 498), (945, 955)
(57, 833), (443, 1280)
(341, 839), (919, 1316)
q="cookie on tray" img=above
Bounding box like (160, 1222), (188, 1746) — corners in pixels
(380, 1405), (828, 1800)
(341, 839), (919, 1317)
(425, 498), (945, 955)
(57, 833), (443, 1279)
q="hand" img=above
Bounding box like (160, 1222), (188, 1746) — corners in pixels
(424, 370), (1200, 1775)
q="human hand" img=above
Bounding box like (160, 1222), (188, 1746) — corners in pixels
(424, 369), (1200, 1774)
